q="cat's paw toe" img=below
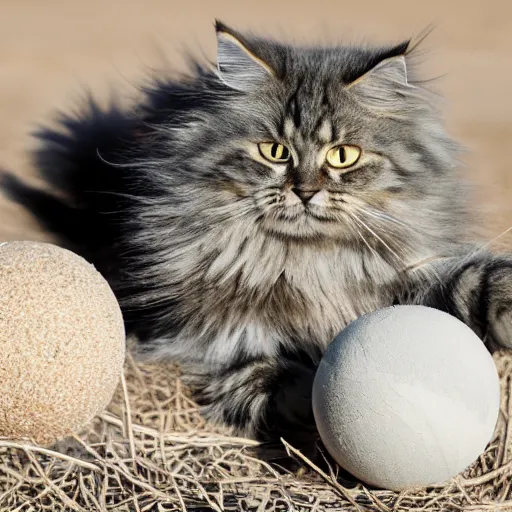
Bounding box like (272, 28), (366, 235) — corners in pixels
(488, 306), (512, 349)
(487, 266), (512, 349)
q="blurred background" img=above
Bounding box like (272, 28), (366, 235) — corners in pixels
(1, 0), (511, 243)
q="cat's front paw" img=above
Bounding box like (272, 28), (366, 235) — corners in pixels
(487, 264), (512, 349)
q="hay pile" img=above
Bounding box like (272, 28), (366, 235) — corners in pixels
(0, 350), (510, 512)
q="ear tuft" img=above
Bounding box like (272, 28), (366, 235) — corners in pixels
(348, 55), (412, 108)
(215, 22), (275, 92)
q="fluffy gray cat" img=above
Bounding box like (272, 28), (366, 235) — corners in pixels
(3, 21), (512, 456)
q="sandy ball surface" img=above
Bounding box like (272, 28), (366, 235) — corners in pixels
(0, 241), (125, 445)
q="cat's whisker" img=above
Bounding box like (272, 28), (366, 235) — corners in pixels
(350, 204), (431, 261)
(358, 207), (411, 230)
(466, 225), (512, 259)
(348, 210), (404, 265)
(92, 189), (155, 203)
(344, 210), (381, 258)
(348, 220), (380, 259)
(340, 195), (409, 229)
(356, 209), (414, 254)
(253, 186), (281, 194)
(254, 190), (280, 198)
(258, 193), (281, 201)
(402, 255), (447, 288)
(352, 200), (446, 284)
(348, 203), (414, 236)
(253, 191), (282, 205)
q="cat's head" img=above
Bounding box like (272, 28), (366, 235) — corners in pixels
(150, 22), (468, 265)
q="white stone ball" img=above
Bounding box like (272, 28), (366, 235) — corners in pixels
(312, 305), (500, 491)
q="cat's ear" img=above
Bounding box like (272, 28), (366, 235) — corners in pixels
(347, 54), (412, 108)
(215, 21), (275, 92)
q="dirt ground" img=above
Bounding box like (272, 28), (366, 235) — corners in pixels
(1, 0), (511, 244)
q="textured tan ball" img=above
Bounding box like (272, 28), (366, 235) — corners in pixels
(0, 241), (125, 445)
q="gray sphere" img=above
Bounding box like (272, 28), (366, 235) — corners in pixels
(313, 305), (500, 490)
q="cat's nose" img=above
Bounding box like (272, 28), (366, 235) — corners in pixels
(291, 187), (319, 204)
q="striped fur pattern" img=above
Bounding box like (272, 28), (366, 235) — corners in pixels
(3, 22), (512, 454)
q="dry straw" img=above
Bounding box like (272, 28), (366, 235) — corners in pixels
(0, 349), (510, 511)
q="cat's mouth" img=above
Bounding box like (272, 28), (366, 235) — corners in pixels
(259, 203), (347, 240)
(254, 188), (349, 238)
(278, 205), (337, 222)
(305, 206), (339, 222)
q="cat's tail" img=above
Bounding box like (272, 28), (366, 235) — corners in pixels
(1, 172), (89, 248)
(1, 98), (138, 270)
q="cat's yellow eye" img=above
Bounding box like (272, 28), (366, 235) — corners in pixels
(326, 145), (361, 169)
(258, 142), (291, 163)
